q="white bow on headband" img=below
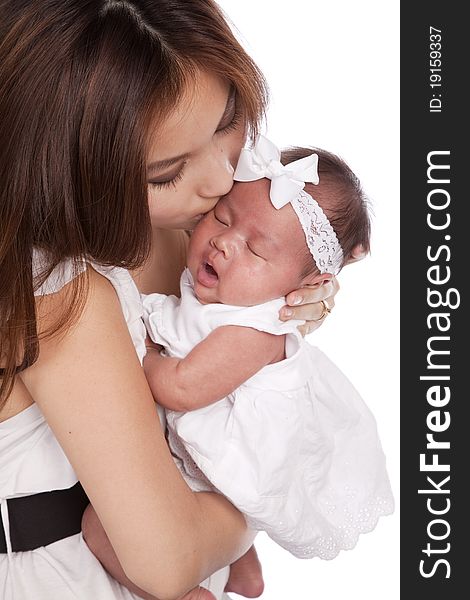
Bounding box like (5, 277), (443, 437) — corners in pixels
(234, 135), (319, 209)
(234, 135), (344, 276)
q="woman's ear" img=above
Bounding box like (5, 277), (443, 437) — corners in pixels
(300, 271), (333, 288)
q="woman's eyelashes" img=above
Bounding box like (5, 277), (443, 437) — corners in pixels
(217, 106), (242, 135)
(216, 89), (243, 135)
(148, 163), (186, 189)
(148, 91), (241, 189)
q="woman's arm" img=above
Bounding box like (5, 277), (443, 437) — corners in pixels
(81, 505), (217, 600)
(144, 326), (284, 412)
(20, 267), (252, 600)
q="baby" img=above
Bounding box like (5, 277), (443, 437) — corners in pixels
(143, 136), (394, 573)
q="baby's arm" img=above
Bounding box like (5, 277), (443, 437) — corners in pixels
(144, 326), (285, 412)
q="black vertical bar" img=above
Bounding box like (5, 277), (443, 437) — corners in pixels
(401, 3), (466, 598)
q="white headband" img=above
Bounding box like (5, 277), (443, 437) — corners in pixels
(234, 135), (344, 275)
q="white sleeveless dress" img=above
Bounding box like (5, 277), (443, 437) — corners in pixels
(0, 252), (229, 600)
(143, 269), (395, 560)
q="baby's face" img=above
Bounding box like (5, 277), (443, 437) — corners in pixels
(187, 180), (310, 306)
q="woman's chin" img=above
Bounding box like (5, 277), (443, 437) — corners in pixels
(149, 217), (204, 231)
(181, 214), (205, 231)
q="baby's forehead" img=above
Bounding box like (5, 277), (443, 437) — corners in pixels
(223, 179), (279, 224)
(223, 180), (305, 251)
(225, 178), (270, 203)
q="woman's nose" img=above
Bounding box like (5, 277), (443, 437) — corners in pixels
(198, 144), (234, 199)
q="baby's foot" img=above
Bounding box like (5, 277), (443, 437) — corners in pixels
(225, 545), (264, 598)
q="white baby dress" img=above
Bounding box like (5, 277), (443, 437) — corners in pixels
(0, 251), (229, 600)
(143, 269), (394, 560)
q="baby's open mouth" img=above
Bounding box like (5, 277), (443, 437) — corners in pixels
(203, 261), (218, 280)
(196, 260), (219, 288)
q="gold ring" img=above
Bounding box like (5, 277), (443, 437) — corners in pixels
(323, 298), (332, 314)
(316, 299), (332, 321)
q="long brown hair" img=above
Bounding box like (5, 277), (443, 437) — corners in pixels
(0, 0), (267, 406)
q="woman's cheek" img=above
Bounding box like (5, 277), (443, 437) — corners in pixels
(147, 189), (166, 225)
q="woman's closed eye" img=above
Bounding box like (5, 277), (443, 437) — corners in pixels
(215, 87), (243, 135)
(148, 162), (187, 189)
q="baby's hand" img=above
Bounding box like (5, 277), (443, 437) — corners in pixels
(145, 334), (162, 354)
(280, 276), (339, 336)
(225, 545), (264, 598)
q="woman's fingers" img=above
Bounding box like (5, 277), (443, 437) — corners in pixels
(280, 278), (339, 322)
(284, 277), (339, 311)
(280, 298), (332, 323)
(297, 319), (324, 337)
(279, 277), (340, 337)
(178, 587), (216, 600)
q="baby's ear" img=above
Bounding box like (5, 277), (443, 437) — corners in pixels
(347, 243), (368, 264)
(300, 272), (333, 288)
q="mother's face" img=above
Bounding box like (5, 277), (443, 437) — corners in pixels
(146, 70), (246, 231)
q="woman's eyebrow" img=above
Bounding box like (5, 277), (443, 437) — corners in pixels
(147, 153), (190, 174)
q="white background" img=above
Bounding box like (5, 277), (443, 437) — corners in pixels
(217, 2), (400, 599)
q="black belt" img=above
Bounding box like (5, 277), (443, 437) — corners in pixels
(0, 482), (89, 553)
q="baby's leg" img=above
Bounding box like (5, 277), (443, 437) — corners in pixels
(224, 546), (264, 598)
(200, 565), (230, 599)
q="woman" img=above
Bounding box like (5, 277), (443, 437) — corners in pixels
(0, 1), (339, 598)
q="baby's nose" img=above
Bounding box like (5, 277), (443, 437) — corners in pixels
(211, 234), (233, 258)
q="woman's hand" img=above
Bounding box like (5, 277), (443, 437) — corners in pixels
(82, 503), (216, 600)
(178, 589), (215, 600)
(280, 277), (339, 336)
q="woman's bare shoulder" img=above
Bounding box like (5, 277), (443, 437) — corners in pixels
(1, 267), (119, 421)
(33, 263), (124, 339)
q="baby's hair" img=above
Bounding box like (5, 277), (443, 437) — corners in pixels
(280, 147), (371, 278)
